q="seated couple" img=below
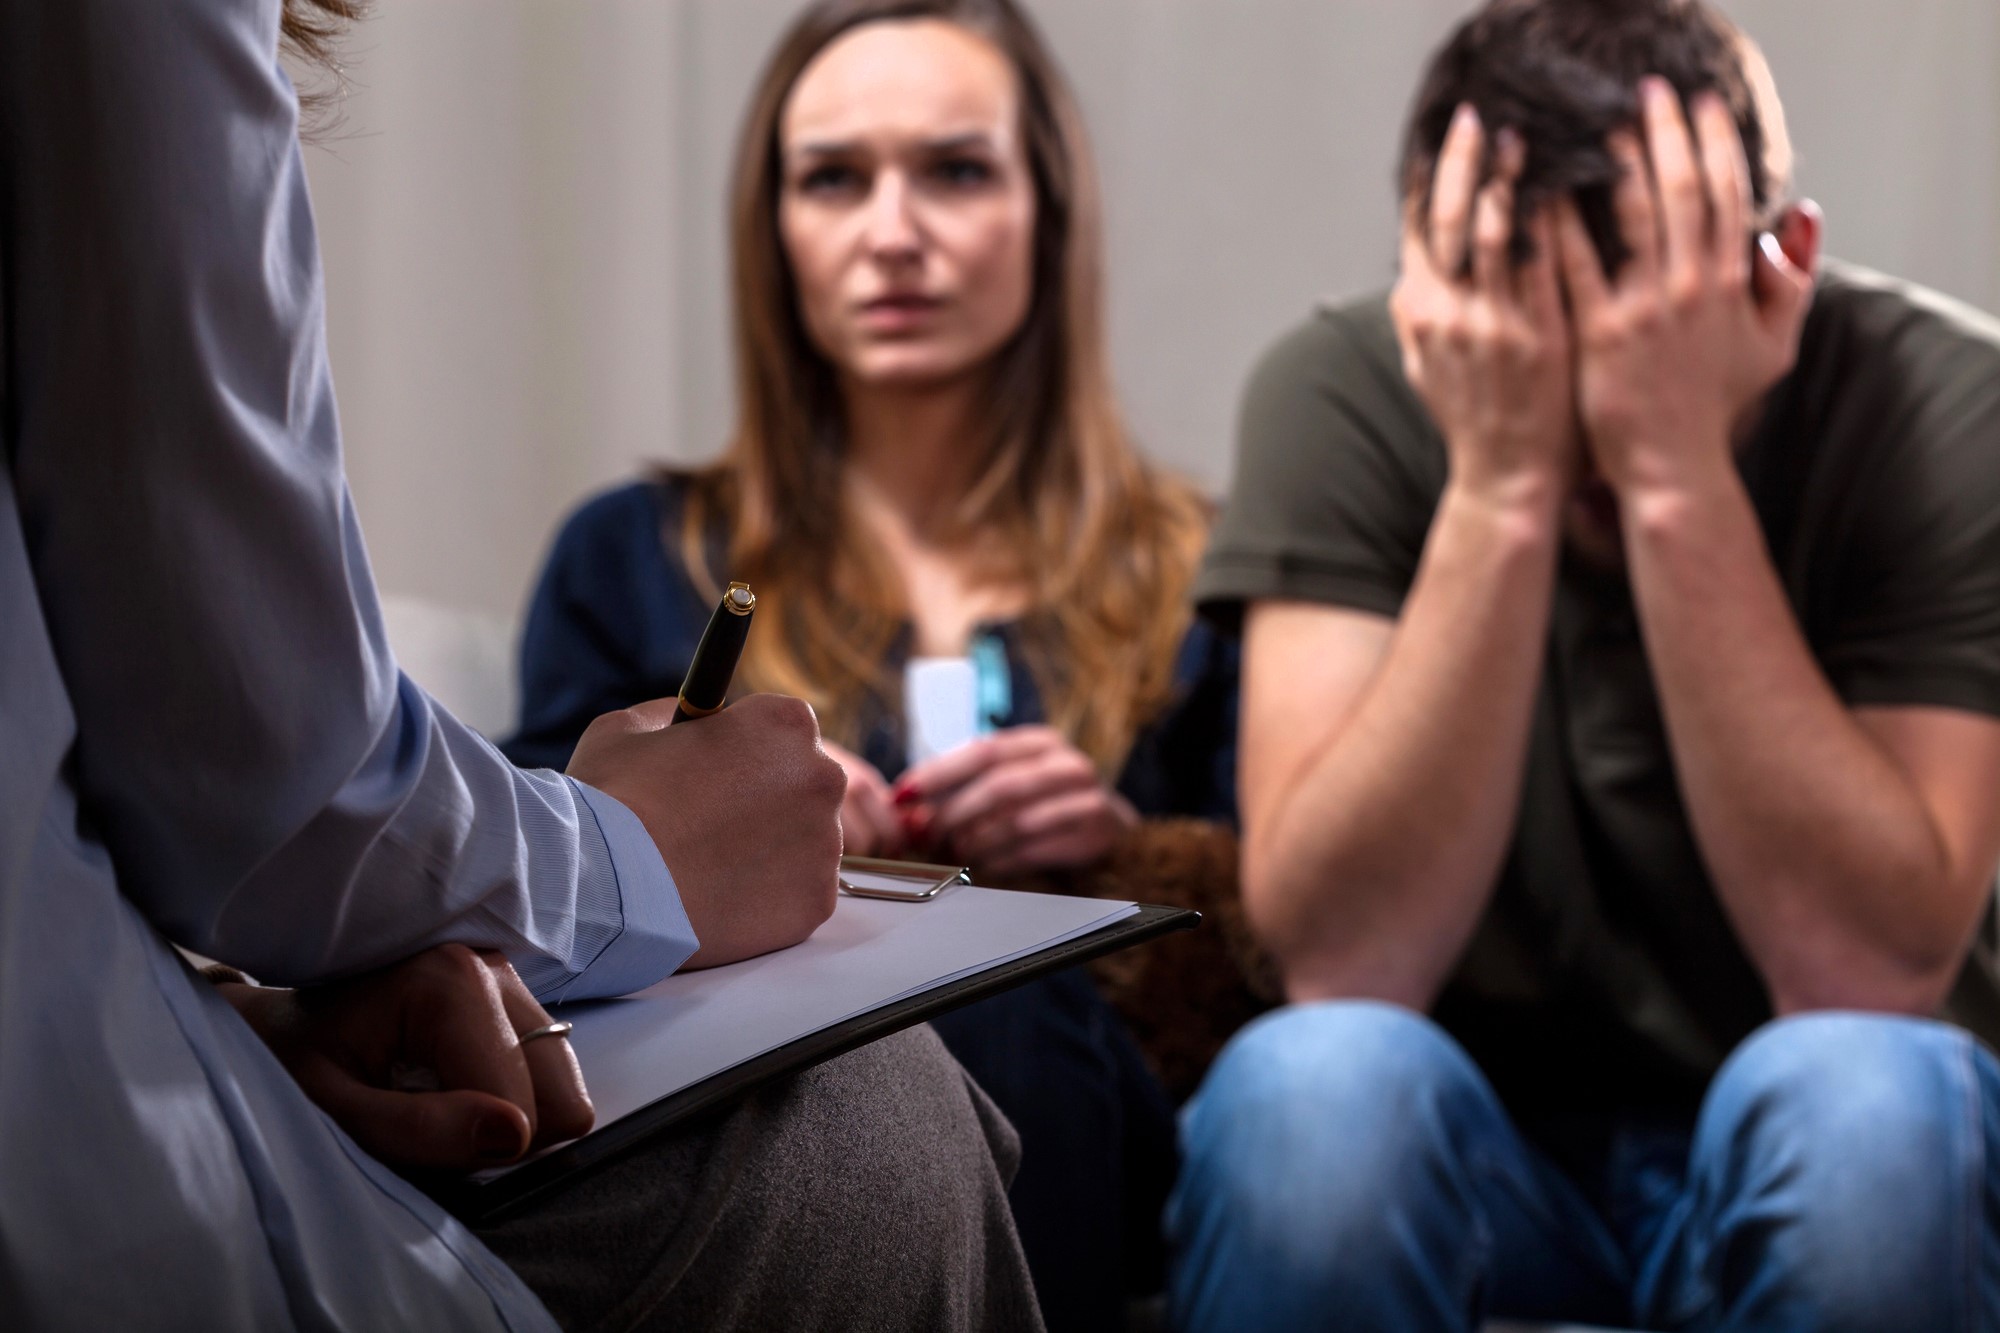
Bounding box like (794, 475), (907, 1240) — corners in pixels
(517, 0), (2000, 1329)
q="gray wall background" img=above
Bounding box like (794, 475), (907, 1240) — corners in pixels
(306, 1), (2000, 620)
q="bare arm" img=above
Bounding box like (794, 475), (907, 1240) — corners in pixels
(1243, 108), (1577, 1007)
(1242, 490), (1558, 1006)
(1560, 83), (2000, 1014)
(1625, 475), (2000, 1013)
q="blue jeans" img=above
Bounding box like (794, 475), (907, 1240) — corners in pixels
(1168, 1002), (2000, 1331)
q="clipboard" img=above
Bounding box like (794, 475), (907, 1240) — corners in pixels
(439, 899), (1197, 1224)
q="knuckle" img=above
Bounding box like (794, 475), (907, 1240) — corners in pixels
(750, 692), (822, 741)
(578, 709), (636, 744)
(421, 941), (487, 992)
(807, 750), (848, 805)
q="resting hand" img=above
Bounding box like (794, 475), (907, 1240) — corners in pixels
(1390, 103), (1579, 507)
(1554, 79), (1814, 499)
(567, 693), (845, 969)
(824, 740), (904, 858)
(894, 726), (1137, 877)
(217, 945), (593, 1173)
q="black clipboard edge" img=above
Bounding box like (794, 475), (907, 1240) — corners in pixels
(441, 901), (1199, 1225)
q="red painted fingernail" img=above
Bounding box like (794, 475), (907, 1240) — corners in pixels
(892, 786), (918, 807)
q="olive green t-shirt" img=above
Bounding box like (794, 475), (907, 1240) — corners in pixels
(1199, 260), (2000, 1119)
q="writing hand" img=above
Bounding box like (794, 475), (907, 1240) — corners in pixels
(894, 726), (1137, 878)
(217, 944), (593, 1172)
(1554, 79), (1814, 500)
(1391, 103), (1579, 509)
(567, 692), (845, 969)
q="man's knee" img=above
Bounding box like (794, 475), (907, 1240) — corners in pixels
(1689, 1012), (1997, 1315)
(1176, 1002), (1493, 1237)
(1702, 1011), (1983, 1166)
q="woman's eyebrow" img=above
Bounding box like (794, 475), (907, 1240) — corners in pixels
(788, 138), (865, 159)
(789, 129), (1000, 159)
(919, 132), (1000, 153)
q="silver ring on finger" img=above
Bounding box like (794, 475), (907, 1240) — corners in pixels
(518, 1020), (574, 1046)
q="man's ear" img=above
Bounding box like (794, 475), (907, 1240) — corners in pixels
(1771, 199), (1823, 276)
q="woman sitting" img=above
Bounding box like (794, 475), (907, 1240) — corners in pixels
(503, 0), (1235, 1323)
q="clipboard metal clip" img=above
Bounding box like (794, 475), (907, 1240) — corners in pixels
(838, 856), (971, 902)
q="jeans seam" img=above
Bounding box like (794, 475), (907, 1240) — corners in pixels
(1954, 1034), (1981, 1333)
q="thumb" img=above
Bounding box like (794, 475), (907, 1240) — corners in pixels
(297, 1059), (533, 1171)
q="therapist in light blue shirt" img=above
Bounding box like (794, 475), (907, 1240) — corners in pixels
(0, 0), (858, 1326)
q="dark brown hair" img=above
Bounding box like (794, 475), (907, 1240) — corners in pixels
(679, 0), (1208, 773)
(1401, 0), (1779, 274)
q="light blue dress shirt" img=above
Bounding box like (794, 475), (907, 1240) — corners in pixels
(0, 0), (698, 1325)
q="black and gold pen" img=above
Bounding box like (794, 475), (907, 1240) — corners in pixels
(671, 582), (757, 723)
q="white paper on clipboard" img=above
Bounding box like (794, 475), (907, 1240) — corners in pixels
(486, 887), (1139, 1170)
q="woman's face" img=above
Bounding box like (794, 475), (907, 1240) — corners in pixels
(778, 20), (1037, 392)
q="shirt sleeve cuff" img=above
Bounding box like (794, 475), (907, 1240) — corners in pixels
(554, 778), (699, 1000)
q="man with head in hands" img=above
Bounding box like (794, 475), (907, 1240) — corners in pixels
(1172, 1), (2000, 1329)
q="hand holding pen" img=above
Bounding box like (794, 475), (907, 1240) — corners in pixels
(565, 581), (846, 967)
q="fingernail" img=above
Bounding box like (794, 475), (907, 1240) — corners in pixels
(891, 785), (918, 807)
(1496, 127), (1524, 165)
(474, 1116), (524, 1162)
(1453, 102), (1479, 132)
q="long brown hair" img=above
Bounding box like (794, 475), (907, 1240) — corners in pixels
(680, 0), (1209, 775)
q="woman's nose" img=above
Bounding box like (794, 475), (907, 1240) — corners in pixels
(862, 173), (922, 261)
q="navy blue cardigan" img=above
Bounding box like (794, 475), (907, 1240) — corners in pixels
(501, 477), (1238, 826)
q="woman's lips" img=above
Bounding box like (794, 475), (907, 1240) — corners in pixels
(856, 294), (943, 332)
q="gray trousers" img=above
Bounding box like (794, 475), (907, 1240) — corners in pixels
(473, 1026), (1045, 1332)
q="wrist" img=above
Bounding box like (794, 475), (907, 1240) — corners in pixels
(1440, 468), (1567, 546)
(1618, 458), (1748, 548)
(1592, 424), (1735, 501)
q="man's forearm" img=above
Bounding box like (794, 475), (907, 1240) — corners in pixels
(1250, 479), (1562, 1007)
(1624, 458), (1974, 1013)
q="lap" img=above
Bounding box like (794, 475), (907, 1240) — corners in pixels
(470, 1025), (1042, 1333)
(1172, 1004), (2000, 1331)
(1171, 1002), (1631, 1329)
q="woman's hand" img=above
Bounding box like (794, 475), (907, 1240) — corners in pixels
(824, 739), (905, 858)
(894, 726), (1138, 877)
(216, 944), (594, 1173)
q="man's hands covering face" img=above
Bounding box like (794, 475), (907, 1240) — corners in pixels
(1397, 83), (1814, 511)
(1392, 106), (1580, 510)
(1554, 78), (1815, 497)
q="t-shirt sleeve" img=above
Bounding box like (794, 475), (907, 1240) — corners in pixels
(1195, 299), (1443, 630)
(1816, 303), (2000, 720)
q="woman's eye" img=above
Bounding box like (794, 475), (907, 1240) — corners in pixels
(797, 164), (864, 195)
(931, 157), (995, 188)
